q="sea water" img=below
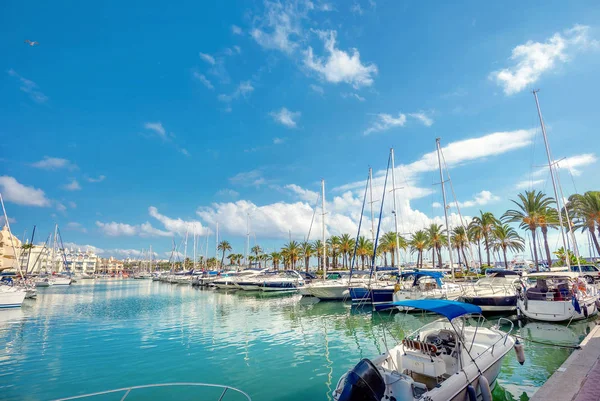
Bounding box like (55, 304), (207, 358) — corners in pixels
(0, 280), (594, 401)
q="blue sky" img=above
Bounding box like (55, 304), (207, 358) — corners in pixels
(2, 0), (600, 261)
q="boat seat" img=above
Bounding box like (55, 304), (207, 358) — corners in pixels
(402, 338), (438, 355)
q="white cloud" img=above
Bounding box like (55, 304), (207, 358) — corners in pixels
(232, 25), (243, 35)
(270, 107), (301, 128)
(63, 179), (81, 191)
(148, 206), (208, 236)
(229, 169), (267, 187)
(216, 189), (240, 198)
(350, 2), (363, 15)
(491, 25), (598, 95)
(341, 92), (365, 101)
(0, 216), (16, 226)
(233, 45), (242, 54)
(96, 220), (172, 238)
(515, 179), (546, 190)
(7, 69), (48, 103)
(0, 176), (50, 207)
(87, 175), (106, 183)
(31, 157), (77, 171)
(66, 222), (87, 233)
(364, 113), (407, 135)
(450, 190), (500, 209)
(251, 0), (306, 54)
(144, 122), (167, 138)
(432, 202), (442, 208)
(199, 52), (216, 65)
(285, 184), (319, 202)
(68, 201), (77, 208)
(273, 137), (285, 144)
(56, 202), (67, 212)
(310, 84), (324, 94)
(303, 30), (377, 88)
(218, 81), (254, 102)
(409, 111), (434, 127)
(193, 72), (214, 90)
(555, 153), (597, 176)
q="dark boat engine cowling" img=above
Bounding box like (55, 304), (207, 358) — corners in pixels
(336, 359), (385, 401)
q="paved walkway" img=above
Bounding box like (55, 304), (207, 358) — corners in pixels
(531, 321), (600, 401)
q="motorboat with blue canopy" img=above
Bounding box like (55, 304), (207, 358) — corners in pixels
(333, 300), (519, 401)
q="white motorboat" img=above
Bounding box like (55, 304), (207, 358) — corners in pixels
(459, 270), (522, 312)
(213, 271), (241, 290)
(305, 279), (349, 300)
(334, 300), (518, 401)
(259, 271), (304, 292)
(34, 276), (52, 287)
(393, 271), (462, 310)
(233, 269), (272, 291)
(517, 272), (599, 322)
(0, 285), (27, 308)
(51, 276), (72, 286)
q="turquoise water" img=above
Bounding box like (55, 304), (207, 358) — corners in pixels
(0, 280), (595, 401)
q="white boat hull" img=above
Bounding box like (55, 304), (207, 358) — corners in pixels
(52, 277), (72, 286)
(307, 284), (348, 300)
(518, 296), (598, 322)
(0, 288), (26, 308)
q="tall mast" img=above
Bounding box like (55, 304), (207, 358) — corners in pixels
(368, 168), (377, 277)
(532, 90), (572, 270)
(321, 179), (327, 281)
(215, 222), (219, 267)
(436, 138), (455, 279)
(52, 224), (58, 273)
(246, 213), (250, 268)
(205, 234), (209, 269)
(390, 148), (402, 276)
(193, 226), (197, 271)
(0, 194), (24, 277)
(183, 228), (189, 271)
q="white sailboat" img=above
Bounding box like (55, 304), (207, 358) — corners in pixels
(0, 285), (26, 308)
(334, 300), (518, 401)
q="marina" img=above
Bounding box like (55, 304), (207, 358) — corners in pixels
(0, 279), (597, 401)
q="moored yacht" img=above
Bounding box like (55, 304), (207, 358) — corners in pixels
(459, 270), (521, 312)
(0, 284), (27, 308)
(334, 300), (518, 401)
(259, 270), (304, 292)
(392, 271), (462, 310)
(517, 272), (599, 322)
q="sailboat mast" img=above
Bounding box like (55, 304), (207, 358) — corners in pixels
(368, 168), (377, 277)
(183, 228), (189, 271)
(246, 214), (250, 268)
(215, 222), (219, 268)
(193, 226), (197, 271)
(52, 224), (58, 273)
(436, 138), (455, 279)
(205, 234), (209, 269)
(0, 194), (25, 277)
(532, 90), (571, 270)
(321, 179), (327, 281)
(390, 148), (402, 276)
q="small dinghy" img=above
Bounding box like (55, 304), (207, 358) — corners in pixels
(333, 300), (518, 401)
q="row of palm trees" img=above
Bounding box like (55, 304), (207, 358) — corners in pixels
(206, 190), (600, 272)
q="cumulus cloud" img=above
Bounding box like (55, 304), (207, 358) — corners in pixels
(148, 206), (208, 236)
(0, 176), (51, 207)
(231, 25), (243, 35)
(364, 113), (407, 135)
(310, 84), (324, 94)
(251, 0), (306, 54)
(491, 25), (598, 95)
(515, 179), (546, 190)
(450, 190), (500, 209)
(217, 81), (254, 102)
(66, 222), (87, 233)
(7, 69), (48, 103)
(62, 179), (81, 191)
(285, 184), (319, 202)
(31, 157), (77, 171)
(216, 189), (240, 198)
(96, 220), (172, 238)
(273, 137), (285, 144)
(270, 107), (301, 128)
(229, 169), (267, 187)
(303, 30), (377, 88)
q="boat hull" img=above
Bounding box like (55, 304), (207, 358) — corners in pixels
(307, 285), (348, 300)
(0, 288), (26, 308)
(517, 296), (598, 322)
(460, 295), (517, 312)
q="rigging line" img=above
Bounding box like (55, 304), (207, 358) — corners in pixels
(369, 151), (392, 284)
(348, 172), (370, 283)
(439, 145), (477, 267)
(305, 189), (321, 244)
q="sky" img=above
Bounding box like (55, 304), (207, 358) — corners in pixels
(1, 0), (600, 263)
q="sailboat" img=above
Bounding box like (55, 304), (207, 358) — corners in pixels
(0, 194), (28, 307)
(334, 300), (518, 401)
(515, 91), (599, 322)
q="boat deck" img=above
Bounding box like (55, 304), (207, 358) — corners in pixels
(531, 320), (600, 401)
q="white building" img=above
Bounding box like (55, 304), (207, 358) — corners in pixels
(18, 244), (51, 274)
(64, 248), (98, 274)
(0, 225), (22, 271)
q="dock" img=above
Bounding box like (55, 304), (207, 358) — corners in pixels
(531, 321), (600, 401)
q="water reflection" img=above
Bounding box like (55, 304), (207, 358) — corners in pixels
(0, 280), (594, 401)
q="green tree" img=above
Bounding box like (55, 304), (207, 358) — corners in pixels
(492, 223), (525, 268)
(339, 233), (355, 269)
(355, 236), (373, 270)
(217, 240), (232, 268)
(567, 191), (600, 255)
(251, 245), (263, 268)
(281, 240), (301, 270)
(327, 236), (341, 269)
(409, 230), (428, 268)
(469, 211), (499, 267)
(300, 241), (315, 272)
(451, 226), (469, 269)
(426, 224), (446, 268)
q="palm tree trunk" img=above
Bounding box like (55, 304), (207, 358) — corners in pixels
(220, 251), (225, 268)
(531, 229), (540, 271)
(502, 246), (508, 269)
(431, 248), (435, 269)
(461, 247), (469, 269)
(391, 250), (395, 267)
(437, 248), (442, 268)
(305, 256), (309, 272)
(383, 252), (388, 266)
(484, 235), (491, 267)
(477, 240), (483, 267)
(456, 247), (462, 267)
(541, 226), (553, 267)
(590, 226), (600, 256)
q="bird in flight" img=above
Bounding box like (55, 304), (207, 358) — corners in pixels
(24, 40), (39, 46)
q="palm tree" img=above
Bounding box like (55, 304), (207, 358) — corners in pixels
(338, 234), (355, 269)
(355, 236), (373, 270)
(251, 245), (263, 268)
(217, 240), (232, 268)
(313, 239), (326, 271)
(426, 224), (446, 268)
(409, 230), (428, 268)
(380, 231), (406, 267)
(270, 252), (282, 270)
(451, 226), (469, 269)
(469, 211), (499, 267)
(492, 224), (525, 268)
(327, 236), (341, 269)
(538, 206), (559, 267)
(567, 191), (600, 255)
(226, 253), (236, 266)
(300, 241), (315, 272)
(502, 190), (555, 271)
(281, 241), (301, 270)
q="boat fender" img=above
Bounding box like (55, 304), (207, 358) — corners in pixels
(583, 304), (589, 318)
(479, 375), (492, 401)
(514, 340), (525, 365)
(394, 283), (401, 293)
(466, 384), (477, 401)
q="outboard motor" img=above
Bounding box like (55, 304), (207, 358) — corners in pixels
(336, 359), (385, 401)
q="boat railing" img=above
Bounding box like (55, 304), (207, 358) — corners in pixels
(51, 383), (252, 401)
(496, 317), (514, 345)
